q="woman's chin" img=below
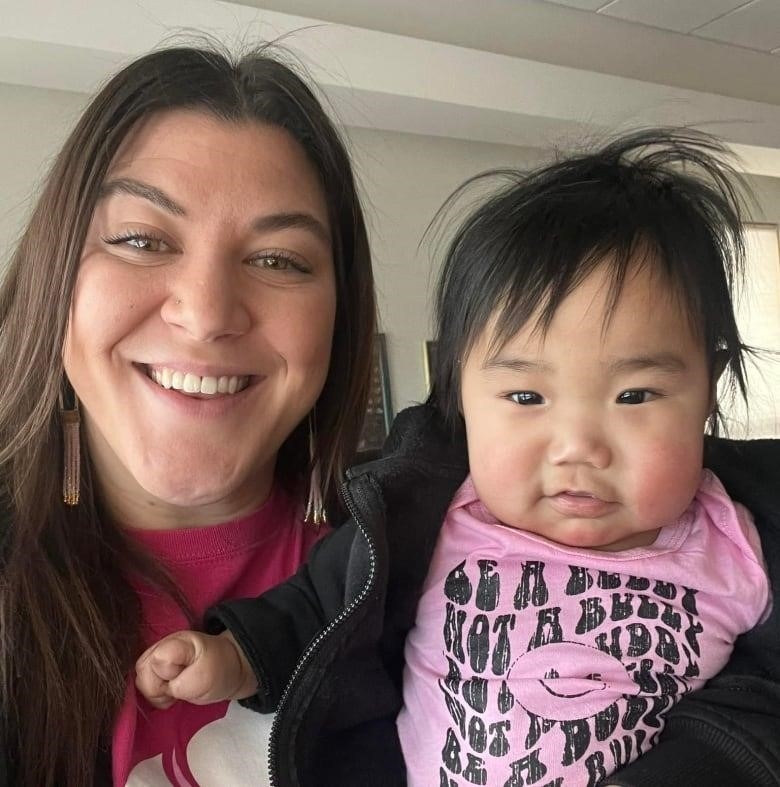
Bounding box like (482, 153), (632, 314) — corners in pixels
(133, 468), (263, 520)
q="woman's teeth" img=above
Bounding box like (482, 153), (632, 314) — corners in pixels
(148, 367), (249, 395)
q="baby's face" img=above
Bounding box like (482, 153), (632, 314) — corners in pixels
(460, 262), (713, 551)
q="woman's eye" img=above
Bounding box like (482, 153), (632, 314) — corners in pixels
(254, 255), (290, 269)
(508, 391), (544, 405)
(103, 233), (168, 253)
(617, 389), (654, 405)
(248, 252), (309, 274)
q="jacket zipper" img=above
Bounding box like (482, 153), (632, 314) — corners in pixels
(267, 477), (378, 787)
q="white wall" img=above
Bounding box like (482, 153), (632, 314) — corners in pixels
(347, 127), (551, 411)
(0, 83), (86, 263)
(1, 82), (778, 430)
(726, 225), (780, 438)
(730, 176), (780, 438)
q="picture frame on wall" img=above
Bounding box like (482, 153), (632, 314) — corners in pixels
(357, 333), (393, 453)
(423, 340), (438, 392)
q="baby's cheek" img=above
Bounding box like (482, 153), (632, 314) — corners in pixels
(468, 438), (540, 524)
(470, 435), (532, 488)
(469, 444), (507, 498)
(632, 438), (703, 526)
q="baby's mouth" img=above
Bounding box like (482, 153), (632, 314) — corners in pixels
(548, 490), (615, 517)
(145, 365), (251, 396)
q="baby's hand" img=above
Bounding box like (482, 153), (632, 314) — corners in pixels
(135, 630), (258, 709)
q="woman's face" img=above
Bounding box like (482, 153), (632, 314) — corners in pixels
(63, 110), (336, 528)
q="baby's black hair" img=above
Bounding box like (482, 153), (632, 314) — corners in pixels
(431, 128), (751, 435)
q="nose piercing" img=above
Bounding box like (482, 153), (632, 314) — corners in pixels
(174, 298), (182, 305)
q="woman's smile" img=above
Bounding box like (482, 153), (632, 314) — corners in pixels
(136, 362), (263, 414)
(144, 364), (252, 396)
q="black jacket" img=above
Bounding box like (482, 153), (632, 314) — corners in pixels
(212, 404), (780, 787)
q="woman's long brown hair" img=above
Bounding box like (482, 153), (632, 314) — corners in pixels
(0, 43), (374, 786)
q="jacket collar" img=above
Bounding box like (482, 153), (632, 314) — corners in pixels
(348, 403), (468, 483)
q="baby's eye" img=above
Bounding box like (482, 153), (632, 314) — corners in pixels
(508, 391), (544, 405)
(617, 389), (655, 405)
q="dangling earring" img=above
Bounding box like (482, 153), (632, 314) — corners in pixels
(304, 414), (326, 527)
(59, 389), (80, 506)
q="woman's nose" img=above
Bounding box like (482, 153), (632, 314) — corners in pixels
(546, 410), (612, 469)
(160, 253), (252, 342)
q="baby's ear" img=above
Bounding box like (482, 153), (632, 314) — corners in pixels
(709, 349), (730, 413)
(712, 349), (730, 384)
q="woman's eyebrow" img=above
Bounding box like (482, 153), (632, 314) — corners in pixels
(251, 212), (331, 246)
(97, 178), (330, 245)
(98, 177), (186, 216)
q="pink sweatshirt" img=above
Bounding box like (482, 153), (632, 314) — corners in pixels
(112, 487), (323, 787)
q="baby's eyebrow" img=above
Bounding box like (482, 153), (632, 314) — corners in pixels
(482, 353), (689, 375)
(482, 357), (553, 373)
(607, 353), (688, 374)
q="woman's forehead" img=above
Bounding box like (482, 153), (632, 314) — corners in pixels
(100, 109), (331, 230)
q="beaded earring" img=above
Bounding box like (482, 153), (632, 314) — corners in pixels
(59, 389), (80, 506)
(303, 413), (326, 527)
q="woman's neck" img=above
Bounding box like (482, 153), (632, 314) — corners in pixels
(95, 469), (276, 531)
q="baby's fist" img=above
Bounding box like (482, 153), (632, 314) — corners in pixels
(135, 630), (257, 709)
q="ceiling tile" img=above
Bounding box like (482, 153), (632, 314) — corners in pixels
(599, 0), (749, 33)
(694, 0), (780, 52)
(544, 0), (609, 11)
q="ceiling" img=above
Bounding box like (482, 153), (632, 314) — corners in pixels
(232, 0), (780, 105)
(3, 0), (780, 175)
(547, 0), (780, 52)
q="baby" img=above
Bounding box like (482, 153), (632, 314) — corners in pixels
(135, 129), (771, 786)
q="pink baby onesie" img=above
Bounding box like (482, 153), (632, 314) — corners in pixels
(399, 470), (770, 787)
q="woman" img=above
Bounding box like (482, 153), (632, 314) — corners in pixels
(0, 44), (374, 786)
